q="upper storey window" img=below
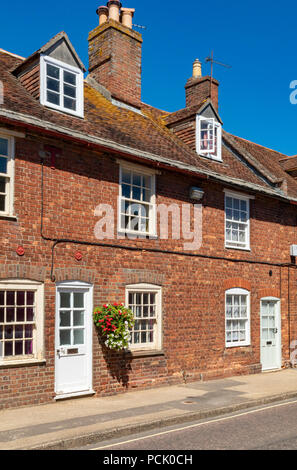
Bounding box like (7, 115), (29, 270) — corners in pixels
(196, 116), (222, 161)
(40, 56), (84, 118)
(0, 134), (14, 217)
(118, 162), (157, 237)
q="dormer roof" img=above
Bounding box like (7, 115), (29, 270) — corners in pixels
(13, 31), (86, 77)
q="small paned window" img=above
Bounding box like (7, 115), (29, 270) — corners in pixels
(225, 288), (250, 347)
(196, 116), (222, 161)
(40, 56), (84, 117)
(225, 193), (250, 250)
(126, 284), (162, 351)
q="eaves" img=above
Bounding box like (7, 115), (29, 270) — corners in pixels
(0, 107), (296, 205)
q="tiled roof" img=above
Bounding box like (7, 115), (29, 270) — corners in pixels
(279, 155), (297, 172)
(1, 49), (297, 201)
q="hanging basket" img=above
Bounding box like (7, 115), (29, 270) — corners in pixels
(93, 303), (135, 351)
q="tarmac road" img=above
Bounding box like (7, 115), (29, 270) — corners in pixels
(86, 398), (297, 450)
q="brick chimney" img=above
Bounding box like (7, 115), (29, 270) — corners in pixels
(185, 59), (219, 111)
(88, 2), (142, 109)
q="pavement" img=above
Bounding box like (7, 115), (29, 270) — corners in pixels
(1, 368), (297, 450)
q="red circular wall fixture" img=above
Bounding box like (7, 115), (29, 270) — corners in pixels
(75, 251), (83, 261)
(16, 246), (25, 257)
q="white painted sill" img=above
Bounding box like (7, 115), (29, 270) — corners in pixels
(0, 359), (46, 369)
(199, 154), (223, 163)
(43, 102), (84, 119)
(125, 349), (165, 358)
(225, 343), (251, 349)
(117, 230), (158, 240)
(0, 213), (17, 221)
(225, 244), (251, 252)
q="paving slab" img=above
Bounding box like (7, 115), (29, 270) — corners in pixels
(1, 368), (297, 450)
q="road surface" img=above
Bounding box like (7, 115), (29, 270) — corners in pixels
(83, 398), (297, 450)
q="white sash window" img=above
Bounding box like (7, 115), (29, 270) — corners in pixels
(0, 281), (44, 364)
(119, 163), (156, 237)
(126, 284), (162, 351)
(0, 135), (14, 217)
(225, 192), (250, 250)
(225, 288), (250, 347)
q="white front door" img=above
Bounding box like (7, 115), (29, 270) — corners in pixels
(55, 281), (93, 398)
(260, 298), (281, 371)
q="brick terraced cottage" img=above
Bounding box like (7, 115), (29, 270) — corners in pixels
(1, 2), (297, 409)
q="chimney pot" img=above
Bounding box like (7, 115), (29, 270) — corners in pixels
(96, 6), (109, 25)
(107, 0), (122, 22)
(121, 8), (135, 29)
(193, 59), (202, 79)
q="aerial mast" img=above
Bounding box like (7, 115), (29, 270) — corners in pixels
(205, 51), (231, 102)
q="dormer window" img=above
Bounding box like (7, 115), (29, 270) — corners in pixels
(40, 56), (84, 118)
(196, 115), (222, 161)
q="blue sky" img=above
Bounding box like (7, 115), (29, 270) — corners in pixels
(1, 0), (297, 155)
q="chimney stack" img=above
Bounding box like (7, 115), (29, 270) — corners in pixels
(185, 59), (219, 110)
(88, 2), (142, 108)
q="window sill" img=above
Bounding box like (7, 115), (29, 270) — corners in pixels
(43, 103), (84, 120)
(124, 349), (165, 358)
(198, 153), (223, 163)
(0, 214), (17, 222)
(0, 359), (46, 369)
(225, 245), (251, 252)
(117, 230), (158, 240)
(224, 345), (252, 352)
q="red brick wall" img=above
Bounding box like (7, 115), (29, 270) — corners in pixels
(0, 132), (296, 409)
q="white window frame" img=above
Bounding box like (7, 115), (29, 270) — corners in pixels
(0, 280), (44, 366)
(40, 55), (84, 118)
(0, 133), (15, 217)
(125, 283), (162, 351)
(224, 191), (251, 250)
(196, 115), (222, 161)
(118, 161), (157, 237)
(225, 288), (250, 348)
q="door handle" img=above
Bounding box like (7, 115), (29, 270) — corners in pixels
(56, 348), (65, 358)
(273, 328), (278, 334)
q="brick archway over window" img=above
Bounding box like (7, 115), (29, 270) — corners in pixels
(0, 264), (46, 282)
(258, 288), (280, 299)
(223, 278), (252, 291)
(122, 269), (166, 287)
(54, 267), (96, 284)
